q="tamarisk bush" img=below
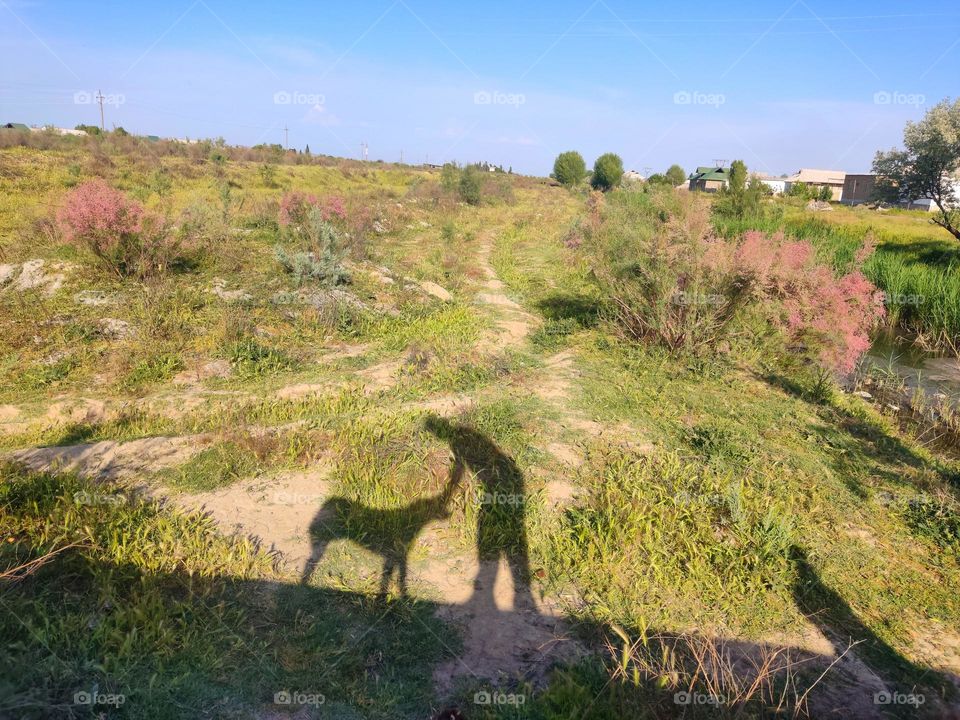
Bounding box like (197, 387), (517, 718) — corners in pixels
(55, 179), (177, 278)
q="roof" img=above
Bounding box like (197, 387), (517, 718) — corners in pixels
(786, 168), (846, 184)
(3, 122), (30, 131)
(691, 166), (730, 182)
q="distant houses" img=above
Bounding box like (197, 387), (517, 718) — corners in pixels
(840, 174), (876, 205)
(688, 166), (731, 192)
(784, 168), (846, 201)
(3, 122), (87, 136)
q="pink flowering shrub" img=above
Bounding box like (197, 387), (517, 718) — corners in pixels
(730, 231), (885, 373)
(585, 190), (885, 374)
(279, 192), (347, 232)
(56, 180), (175, 278)
(278, 190), (318, 229)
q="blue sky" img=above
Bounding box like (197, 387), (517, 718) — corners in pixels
(2, 0), (958, 176)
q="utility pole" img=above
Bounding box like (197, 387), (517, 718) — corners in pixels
(399, 149), (403, 165)
(712, 158), (728, 168)
(283, 126), (289, 149)
(96, 89), (105, 131)
(360, 141), (368, 161)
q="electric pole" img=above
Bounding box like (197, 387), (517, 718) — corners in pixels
(96, 89), (105, 131)
(399, 149), (403, 165)
(360, 142), (368, 162)
(283, 126), (289, 149)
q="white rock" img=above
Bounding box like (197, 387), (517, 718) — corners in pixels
(420, 281), (452, 302)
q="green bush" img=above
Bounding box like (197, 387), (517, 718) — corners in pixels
(458, 164), (483, 205)
(591, 153), (624, 192)
(553, 150), (587, 187)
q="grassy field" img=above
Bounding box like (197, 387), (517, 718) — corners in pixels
(2, 138), (960, 718)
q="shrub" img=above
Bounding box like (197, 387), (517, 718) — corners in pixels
(278, 191), (348, 240)
(591, 153), (624, 192)
(275, 207), (350, 286)
(458, 165), (483, 205)
(55, 179), (176, 278)
(584, 190), (885, 373)
(553, 151), (587, 187)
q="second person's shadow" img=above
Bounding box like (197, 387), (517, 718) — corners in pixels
(425, 415), (535, 610)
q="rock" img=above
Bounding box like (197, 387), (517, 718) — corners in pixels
(10, 259), (69, 295)
(806, 200), (833, 212)
(99, 318), (133, 339)
(210, 278), (253, 302)
(373, 220), (387, 234)
(0, 264), (18, 287)
(420, 281), (452, 302)
(853, 390), (872, 400)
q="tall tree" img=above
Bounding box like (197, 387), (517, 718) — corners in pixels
(873, 98), (960, 239)
(665, 164), (686, 186)
(552, 150), (587, 187)
(714, 160), (765, 219)
(591, 153), (624, 192)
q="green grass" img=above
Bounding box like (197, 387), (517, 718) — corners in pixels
(4, 145), (960, 717)
(0, 464), (452, 719)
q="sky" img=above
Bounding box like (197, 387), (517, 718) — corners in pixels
(1, 0), (958, 177)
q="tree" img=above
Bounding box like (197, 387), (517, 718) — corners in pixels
(714, 160), (765, 219)
(591, 153), (624, 192)
(552, 150), (587, 187)
(458, 165), (482, 205)
(646, 173), (670, 186)
(817, 185), (832, 202)
(665, 164), (686, 186)
(873, 98), (960, 239)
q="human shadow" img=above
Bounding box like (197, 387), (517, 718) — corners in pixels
(424, 415), (534, 610)
(790, 544), (954, 699)
(300, 452), (463, 596)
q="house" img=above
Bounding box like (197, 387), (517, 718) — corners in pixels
(2, 122), (30, 131)
(688, 166), (730, 192)
(785, 168), (846, 201)
(841, 174), (876, 205)
(841, 173), (960, 211)
(623, 169), (644, 183)
(753, 173), (786, 195)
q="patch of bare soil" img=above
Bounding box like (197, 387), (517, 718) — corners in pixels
(9, 435), (205, 481)
(419, 553), (588, 696)
(168, 468), (333, 569)
(474, 233), (536, 348)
